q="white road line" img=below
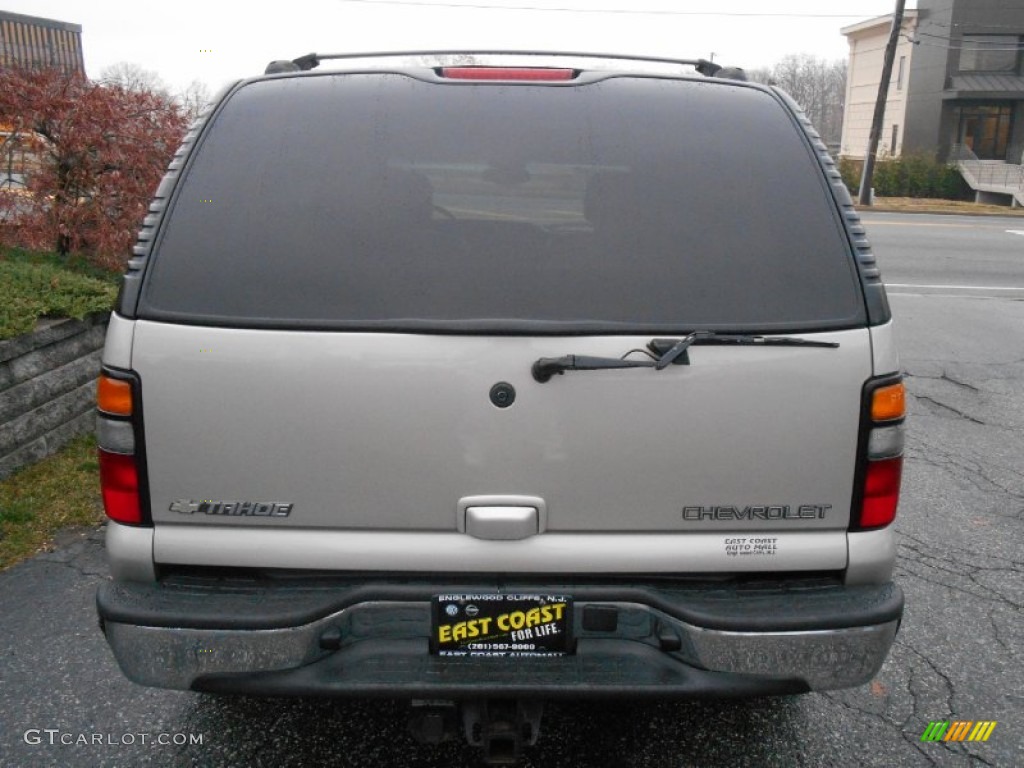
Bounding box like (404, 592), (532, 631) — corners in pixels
(885, 283), (1024, 291)
(1007, 230), (1024, 236)
(887, 292), (1012, 300)
(861, 220), (979, 228)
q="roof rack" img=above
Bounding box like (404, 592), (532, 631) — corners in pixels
(264, 51), (747, 81)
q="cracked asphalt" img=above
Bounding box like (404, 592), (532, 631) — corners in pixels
(1, 212), (1022, 767)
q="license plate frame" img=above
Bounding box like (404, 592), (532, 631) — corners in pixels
(431, 593), (573, 657)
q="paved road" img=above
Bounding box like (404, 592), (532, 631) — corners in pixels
(1, 212), (1022, 767)
(863, 212), (1024, 297)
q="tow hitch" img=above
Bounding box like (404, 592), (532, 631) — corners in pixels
(408, 699), (545, 765)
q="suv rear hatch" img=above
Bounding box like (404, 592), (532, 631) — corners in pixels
(124, 67), (871, 572)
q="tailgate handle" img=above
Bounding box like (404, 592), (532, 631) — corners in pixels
(464, 506), (538, 540)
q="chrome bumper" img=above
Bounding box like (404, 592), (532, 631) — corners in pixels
(102, 600), (899, 695)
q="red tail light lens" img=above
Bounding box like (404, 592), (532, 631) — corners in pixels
(99, 448), (142, 525)
(440, 67), (575, 81)
(859, 456), (903, 529)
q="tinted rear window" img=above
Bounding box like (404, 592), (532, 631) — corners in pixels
(140, 73), (864, 332)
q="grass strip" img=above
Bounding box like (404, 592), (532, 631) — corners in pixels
(0, 434), (103, 571)
(0, 247), (119, 340)
(859, 197), (1024, 216)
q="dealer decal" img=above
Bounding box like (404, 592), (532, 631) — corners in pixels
(432, 594), (572, 657)
(724, 536), (779, 557)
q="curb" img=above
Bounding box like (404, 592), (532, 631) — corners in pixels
(854, 205), (1024, 217)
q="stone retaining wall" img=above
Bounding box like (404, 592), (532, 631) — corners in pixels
(0, 313), (109, 479)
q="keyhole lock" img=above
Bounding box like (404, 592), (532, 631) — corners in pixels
(489, 382), (516, 409)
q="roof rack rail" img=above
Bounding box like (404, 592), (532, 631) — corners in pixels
(263, 51), (746, 81)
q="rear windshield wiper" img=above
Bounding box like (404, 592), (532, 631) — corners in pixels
(648, 333), (840, 355)
(532, 332), (839, 383)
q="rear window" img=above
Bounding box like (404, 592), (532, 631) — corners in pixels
(140, 73), (864, 332)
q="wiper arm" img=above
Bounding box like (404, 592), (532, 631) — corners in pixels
(652, 334), (696, 370)
(531, 354), (655, 383)
(532, 335), (697, 383)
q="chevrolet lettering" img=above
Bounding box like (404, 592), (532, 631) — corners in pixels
(682, 504), (833, 521)
(168, 499), (293, 517)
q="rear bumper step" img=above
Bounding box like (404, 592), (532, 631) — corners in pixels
(97, 579), (902, 695)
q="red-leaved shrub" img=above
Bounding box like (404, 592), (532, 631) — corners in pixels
(0, 67), (188, 269)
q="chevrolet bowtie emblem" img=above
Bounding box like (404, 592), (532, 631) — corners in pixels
(168, 499), (293, 517)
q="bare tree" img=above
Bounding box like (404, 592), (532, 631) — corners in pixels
(747, 54), (847, 147)
(102, 65), (211, 124)
(415, 53), (478, 67)
(178, 79), (212, 123)
(100, 62), (170, 97)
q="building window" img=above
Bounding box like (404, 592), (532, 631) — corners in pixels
(891, 124), (899, 155)
(957, 105), (1013, 160)
(897, 56), (906, 90)
(959, 35), (1020, 73)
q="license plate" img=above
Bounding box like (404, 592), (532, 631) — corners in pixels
(431, 593), (573, 657)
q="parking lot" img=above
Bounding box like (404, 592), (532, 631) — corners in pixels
(1, 212), (1021, 767)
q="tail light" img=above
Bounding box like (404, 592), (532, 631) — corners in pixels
(440, 67), (575, 81)
(97, 370), (148, 526)
(852, 376), (905, 530)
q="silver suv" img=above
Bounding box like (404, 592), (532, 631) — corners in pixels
(96, 52), (905, 761)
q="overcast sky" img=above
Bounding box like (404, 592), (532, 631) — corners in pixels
(6, 0), (910, 94)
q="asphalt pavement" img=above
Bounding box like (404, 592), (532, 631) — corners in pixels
(1, 212), (1022, 767)
(864, 211), (1024, 296)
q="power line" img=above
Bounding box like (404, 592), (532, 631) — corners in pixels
(914, 30), (1024, 50)
(337, 0), (888, 17)
(906, 37), (1024, 53)
(915, 18), (1024, 32)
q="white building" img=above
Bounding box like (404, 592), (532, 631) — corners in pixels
(839, 11), (919, 159)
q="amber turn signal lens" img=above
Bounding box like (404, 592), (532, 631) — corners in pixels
(97, 375), (133, 416)
(871, 382), (905, 422)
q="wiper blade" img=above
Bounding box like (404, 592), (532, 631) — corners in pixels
(648, 333), (840, 357)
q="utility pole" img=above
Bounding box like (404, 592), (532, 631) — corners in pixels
(858, 0), (906, 205)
